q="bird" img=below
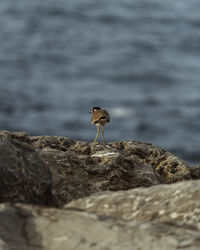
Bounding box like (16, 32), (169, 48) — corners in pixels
(90, 107), (110, 144)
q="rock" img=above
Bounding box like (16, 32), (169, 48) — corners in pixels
(0, 135), (52, 205)
(0, 203), (32, 250)
(66, 179), (200, 225)
(190, 166), (200, 179)
(108, 141), (192, 183)
(29, 136), (192, 184)
(0, 238), (9, 250)
(37, 144), (161, 207)
(0, 199), (200, 250)
(0, 130), (200, 250)
(0, 130), (196, 207)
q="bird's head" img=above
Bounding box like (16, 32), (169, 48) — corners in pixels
(89, 107), (101, 113)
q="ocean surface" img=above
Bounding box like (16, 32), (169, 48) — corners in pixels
(0, 0), (200, 165)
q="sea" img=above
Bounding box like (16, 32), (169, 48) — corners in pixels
(0, 0), (200, 165)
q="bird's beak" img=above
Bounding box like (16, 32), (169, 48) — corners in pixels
(89, 109), (92, 113)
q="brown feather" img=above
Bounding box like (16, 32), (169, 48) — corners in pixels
(91, 109), (110, 125)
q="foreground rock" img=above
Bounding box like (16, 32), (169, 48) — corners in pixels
(66, 179), (200, 225)
(0, 130), (200, 249)
(0, 130), (196, 207)
(0, 180), (200, 250)
(0, 136), (52, 205)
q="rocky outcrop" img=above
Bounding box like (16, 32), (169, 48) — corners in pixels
(190, 165), (200, 179)
(0, 130), (194, 207)
(0, 130), (199, 249)
(109, 141), (192, 183)
(38, 143), (161, 207)
(0, 135), (52, 205)
(66, 179), (200, 225)
(1, 179), (200, 250)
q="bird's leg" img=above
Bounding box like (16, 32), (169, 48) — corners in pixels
(94, 124), (100, 144)
(102, 125), (105, 144)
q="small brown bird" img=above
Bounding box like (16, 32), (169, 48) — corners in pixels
(90, 107), (110, 144)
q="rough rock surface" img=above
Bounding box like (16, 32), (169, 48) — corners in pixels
(0, 135), (52, 205)
(66, 179), (200, 225)
(190, 165), (200, 179)
(108, 140), (192, 183)
(38, 145), (161, 207)
(0, 130), (200, 250)
(0, 130), (195, 207)
(1, 180), (200, 250)
(0, 131), (162, 207)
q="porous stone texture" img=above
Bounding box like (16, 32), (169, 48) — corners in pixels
(0, 131), (162, 207)
(190, 165), (200, 179)
(0, 130), (197, 207)
(38, 145), (161, 207)
(108, 141), (192, 183)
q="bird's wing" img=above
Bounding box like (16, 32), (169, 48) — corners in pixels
(101, 109), (110, 122)
(91, 110), (110, 124)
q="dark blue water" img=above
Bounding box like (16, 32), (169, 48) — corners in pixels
(0, 0), (200, 165)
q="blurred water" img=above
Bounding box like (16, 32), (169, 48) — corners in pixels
(0, 0), (200, 165)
